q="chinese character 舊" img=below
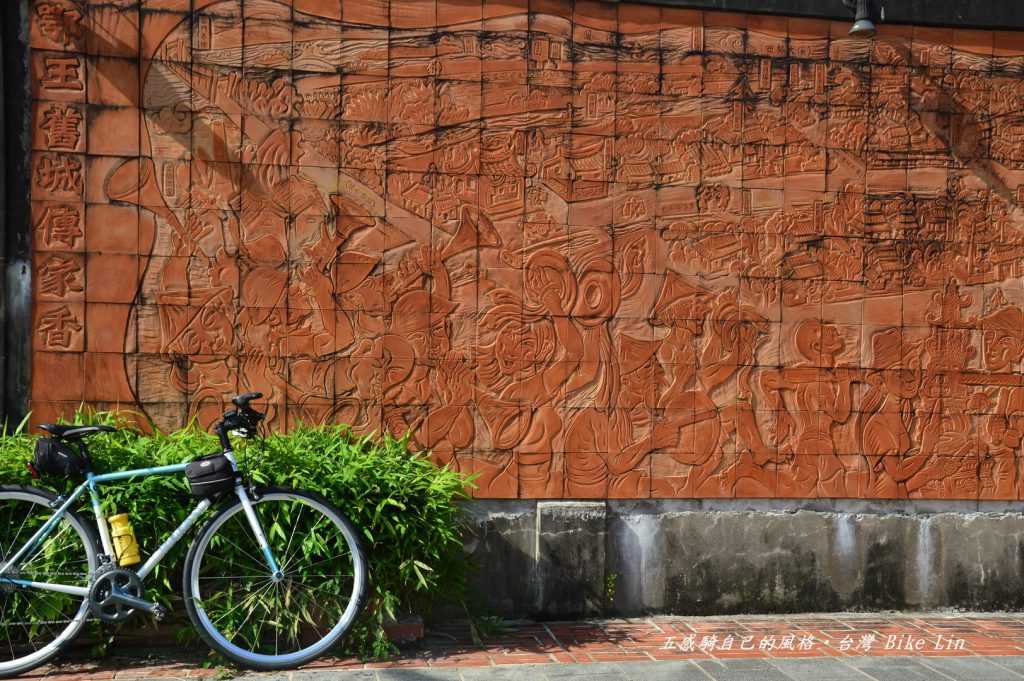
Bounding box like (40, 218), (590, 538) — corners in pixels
(40, 104), (83, 150)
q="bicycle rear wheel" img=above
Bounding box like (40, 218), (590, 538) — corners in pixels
(0, 485), (97, 678)
(182, 487), (368, 670)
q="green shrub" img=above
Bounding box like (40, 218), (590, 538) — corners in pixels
(0, 410), (474, 660)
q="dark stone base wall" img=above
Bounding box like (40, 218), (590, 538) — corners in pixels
(464, 501), (1024, 617)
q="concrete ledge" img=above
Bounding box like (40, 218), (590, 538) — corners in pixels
(463, 500), (1024, 617)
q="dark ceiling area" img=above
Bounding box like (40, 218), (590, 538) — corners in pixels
(642, 0), (1024, 31)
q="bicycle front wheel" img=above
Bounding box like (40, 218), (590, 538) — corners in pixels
(0, 485), (97, 679)
(183, 487), (368, 670)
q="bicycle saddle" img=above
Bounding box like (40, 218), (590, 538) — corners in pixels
(39, 424), (116, 440)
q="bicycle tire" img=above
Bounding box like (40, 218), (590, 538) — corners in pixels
(0, 485), (98, 679)
(182, 486), (368, 670)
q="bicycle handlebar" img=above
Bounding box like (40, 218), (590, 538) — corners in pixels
(216, 393), (266, 449)
(232, 392), (263, 409)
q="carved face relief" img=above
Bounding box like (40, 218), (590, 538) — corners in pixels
(795, 320), (845, 365)
(622, 355), (666, 410)
(495, 318), (554, 376)
(983, 329), (1024, 372)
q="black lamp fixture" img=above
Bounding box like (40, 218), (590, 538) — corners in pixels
(842, 0), (877, 38)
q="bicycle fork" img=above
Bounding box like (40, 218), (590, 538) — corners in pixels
(235, 486), (284, 582)
(220, 448), (283, 582)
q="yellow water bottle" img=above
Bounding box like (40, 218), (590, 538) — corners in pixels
(108, 513), (141, 566)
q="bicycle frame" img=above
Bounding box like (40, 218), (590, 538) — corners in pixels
(0, 453), (282, 598)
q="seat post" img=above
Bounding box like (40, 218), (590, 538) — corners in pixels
(73, 438), (93, 473)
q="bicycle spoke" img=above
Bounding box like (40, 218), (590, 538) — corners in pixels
(281, 523), (347, 574)
(206, 581), (274, 632)
(0, 503), (17, 563)
(295, 551), (356, 575)
(285, 513), (328, 561)
(283, 578), (354, 605)
(250, 591), (271, 652)
(225, 581), (276, 640)
(4, 615), (15, 661)
(3, 510), (34, 566)
(274, 581), (281, 656)
(213, 519), (271, 572)
(286, 572), (355, 579)
(200, 551), (269, 578)
(276, 573), (352, 638)
(208, 580), (279, 650)
(280, 584), (330, 643)
(278, 503), (307, 572)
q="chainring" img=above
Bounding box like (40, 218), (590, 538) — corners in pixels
(89, 564), (144, 623)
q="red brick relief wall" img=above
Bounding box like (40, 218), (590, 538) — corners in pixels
(27, 0), (1024, 499)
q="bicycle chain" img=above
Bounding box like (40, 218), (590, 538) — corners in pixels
(1, 618), (97, 627)
(1, 570), (90, 598)
(2, 571), (88, 577)
(2, 573), (98, 628)
(1, 574), (95, 627)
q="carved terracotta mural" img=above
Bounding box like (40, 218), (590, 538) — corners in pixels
(27, 0), (1024, 499)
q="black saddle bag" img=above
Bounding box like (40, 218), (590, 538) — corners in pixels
(186, 454), (236, 498)
(32, 438), (87, 478)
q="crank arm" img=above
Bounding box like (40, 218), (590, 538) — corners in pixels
(109, 588), (165, 618)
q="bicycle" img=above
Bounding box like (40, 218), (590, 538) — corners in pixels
(0, 393), (368, 677)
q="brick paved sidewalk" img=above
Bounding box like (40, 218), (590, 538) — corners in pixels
(24, 612), (1024, 680)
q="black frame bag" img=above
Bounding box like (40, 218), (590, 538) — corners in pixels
(185, 454), (236, 498)
(32, 438), (88, 479)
